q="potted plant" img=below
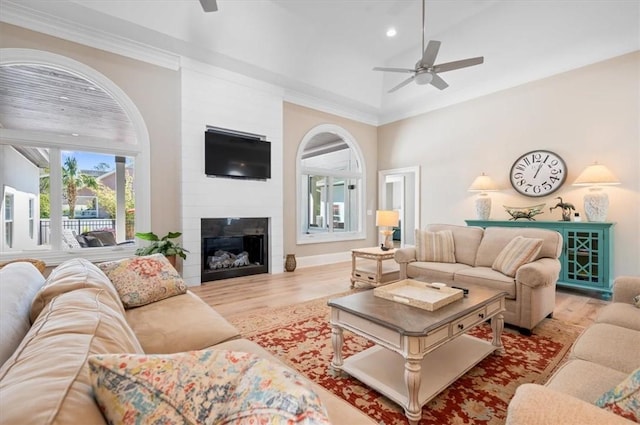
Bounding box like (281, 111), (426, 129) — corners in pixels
(134, 231), (189, 267)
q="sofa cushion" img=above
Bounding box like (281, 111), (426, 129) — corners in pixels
(571, 323), (640, 374)
(475, 227), (562, 267)
(594, 367), (640, 422)
(596, 302), (640, 331)
(454, 267), (517, 299)
(0, 262), (46, 367)
(98, 254), (187, 308)
(492, 236), (543, 277)
(406, 262), (472, 283)
(427, 224), (484, 267)
(30, 257), (123, 322)
(0, 287), (144, 425)
(88, 349), (330, 425)
(415, 229), (456, 263)
(125, 291), (240, 354)
(546, 359), (629, 403)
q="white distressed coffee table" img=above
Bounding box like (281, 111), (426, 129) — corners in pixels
(328, 286), (506, 425)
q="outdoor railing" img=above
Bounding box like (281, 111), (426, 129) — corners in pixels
(39, 219), (135, 245)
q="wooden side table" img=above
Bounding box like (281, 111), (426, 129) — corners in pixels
(350, 247), (400, 288)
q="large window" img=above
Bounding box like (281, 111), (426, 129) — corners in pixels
(0, 49), (150, 264)
(297, 125), (365, 243)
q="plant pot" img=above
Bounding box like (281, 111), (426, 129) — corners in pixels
(285, 254), (297, 272)
(165, 255), (177, 268)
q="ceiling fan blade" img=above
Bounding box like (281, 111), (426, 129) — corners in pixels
(373, 67), (416, 74)
(199, 0), (218, 12)
(430, 73), (449, 90)
(421, 40), (441, 67)
(434, 57), (484, 73)
(388, 75), (416, 93)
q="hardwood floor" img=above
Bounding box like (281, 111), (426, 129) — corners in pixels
(189, 261), (609, 326)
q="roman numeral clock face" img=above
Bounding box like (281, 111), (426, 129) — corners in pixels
(510, 150), (567, 197)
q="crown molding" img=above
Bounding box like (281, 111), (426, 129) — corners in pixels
(0, 1), (180, 71)
(284, 89), (379, 127)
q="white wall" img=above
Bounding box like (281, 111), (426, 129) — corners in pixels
(378, 52), (640, 277)
(180, 58), (284, 285)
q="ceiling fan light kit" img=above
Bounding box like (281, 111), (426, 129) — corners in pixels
(374, 0), (484, 93)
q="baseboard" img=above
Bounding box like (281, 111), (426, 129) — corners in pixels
(296, 251), (351, 268)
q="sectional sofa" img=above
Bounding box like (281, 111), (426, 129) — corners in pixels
(0, 258), (375, 424)
(506, 275), (640, 424)
(394, 224), (563, 333)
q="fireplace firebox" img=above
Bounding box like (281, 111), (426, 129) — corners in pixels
(201, 217), (269, 283)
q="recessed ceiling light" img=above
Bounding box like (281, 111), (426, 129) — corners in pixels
(59, 96), (69, 100)
(386, 28), (397, 37)
(71, 133), (79, 137)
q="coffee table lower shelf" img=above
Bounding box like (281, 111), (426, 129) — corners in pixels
(340, 335), (497, 411)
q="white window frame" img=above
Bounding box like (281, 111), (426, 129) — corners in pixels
(4, 192), (14, 249)
(28, 196), (35, 240)
(0, 48), (150, 265)
(296, 124), (366, 244)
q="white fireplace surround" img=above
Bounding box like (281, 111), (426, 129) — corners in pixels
(180, 59), (284, 285)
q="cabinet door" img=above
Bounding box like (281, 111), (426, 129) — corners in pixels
(564, 229), (605, 288)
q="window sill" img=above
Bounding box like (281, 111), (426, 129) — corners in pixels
(297, 232), (366, 245)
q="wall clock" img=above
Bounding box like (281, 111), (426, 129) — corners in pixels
(509, 150), (567, 197)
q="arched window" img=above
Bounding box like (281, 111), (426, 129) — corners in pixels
(0, 48), (150, 264)
(296, 124), (365, 244)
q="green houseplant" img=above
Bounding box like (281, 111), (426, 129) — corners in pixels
(134, 231), (189, 267)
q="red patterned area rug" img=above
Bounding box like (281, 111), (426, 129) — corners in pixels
(227, 293), (583, 425)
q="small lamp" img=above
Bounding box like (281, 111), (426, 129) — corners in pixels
(468, 173), (499, 220)
(375, 210), (399, 250)
(572, 162), (620, 222)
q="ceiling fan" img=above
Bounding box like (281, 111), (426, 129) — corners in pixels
(373, 0), (484, 93)
(199, 0), (218, 12)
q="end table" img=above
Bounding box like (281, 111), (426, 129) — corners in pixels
(350, 247), (400, 288)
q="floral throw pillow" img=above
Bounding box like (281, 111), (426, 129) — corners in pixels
(88, 349), (331, 425)
(633, 294), (640, 308)
(492, 236), (543, 278)
(98, 254), (187, 308)
(595, 367), (640, 422)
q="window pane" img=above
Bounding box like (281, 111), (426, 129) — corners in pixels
(0, 145), (49, 252)
(60, 151), (135, 248)
(306, 175), (328, 233)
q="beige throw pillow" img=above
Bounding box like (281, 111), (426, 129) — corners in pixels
(98, 254), (187, 308)
(415, 229), (456, 263)
(492, 236), (543, 277)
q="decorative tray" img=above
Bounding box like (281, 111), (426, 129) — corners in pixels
(373, 279), (463, 311)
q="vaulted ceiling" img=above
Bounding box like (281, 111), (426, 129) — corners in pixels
(1, 0), (639, 127)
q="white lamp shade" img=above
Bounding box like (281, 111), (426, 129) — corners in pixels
(468, 173), (499, 192)
(375, 210), (399, 227)
(573, 163), (620, 186)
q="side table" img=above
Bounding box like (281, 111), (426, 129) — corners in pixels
(350, 247), (400, 288)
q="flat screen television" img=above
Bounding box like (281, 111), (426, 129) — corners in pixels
(204, 130), (271, 180)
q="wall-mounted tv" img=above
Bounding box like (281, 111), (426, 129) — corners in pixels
(204, 129), (271, 180)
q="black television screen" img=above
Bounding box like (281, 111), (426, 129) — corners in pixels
(205, 130), (271, 180)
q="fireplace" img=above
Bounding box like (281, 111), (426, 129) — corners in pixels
(201, 217), (269, 283)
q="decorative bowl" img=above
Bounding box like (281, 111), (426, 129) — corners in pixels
(503, 204), (545, 221)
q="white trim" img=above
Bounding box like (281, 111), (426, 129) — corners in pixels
(0, 48), (151, 263)
(284, 90), (379, 127)
(296, 124), (366, 245)
(0, 1), (180, 70)
(295, 250), (351, 269)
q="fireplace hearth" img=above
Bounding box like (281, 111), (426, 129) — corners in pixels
(201, 217), (269, 283)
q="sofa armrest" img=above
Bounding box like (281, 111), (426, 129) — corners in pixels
(394, 247), (416, 264)
(612, 276), (640, 304)
(506, 384), (634, 425)
(515, 258), (561, 289)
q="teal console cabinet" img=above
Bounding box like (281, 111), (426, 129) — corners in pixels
(465, 220), (615, 298)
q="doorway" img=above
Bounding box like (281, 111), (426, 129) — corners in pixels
(378, 167), (420, 247)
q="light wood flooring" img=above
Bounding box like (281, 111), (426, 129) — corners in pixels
(190, 261), (609, 327)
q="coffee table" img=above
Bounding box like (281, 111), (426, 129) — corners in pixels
(328, 285), (506, 425)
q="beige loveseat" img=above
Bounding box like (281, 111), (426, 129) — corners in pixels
(395, 224), (563, 333)
(0, 259), (375, 424)
(506, 276), (640, 424)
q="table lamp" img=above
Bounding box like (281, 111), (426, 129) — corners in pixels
(376, 210), (399, 250)
(468, 173), (499, 220)
(572, 162), (620, 222)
